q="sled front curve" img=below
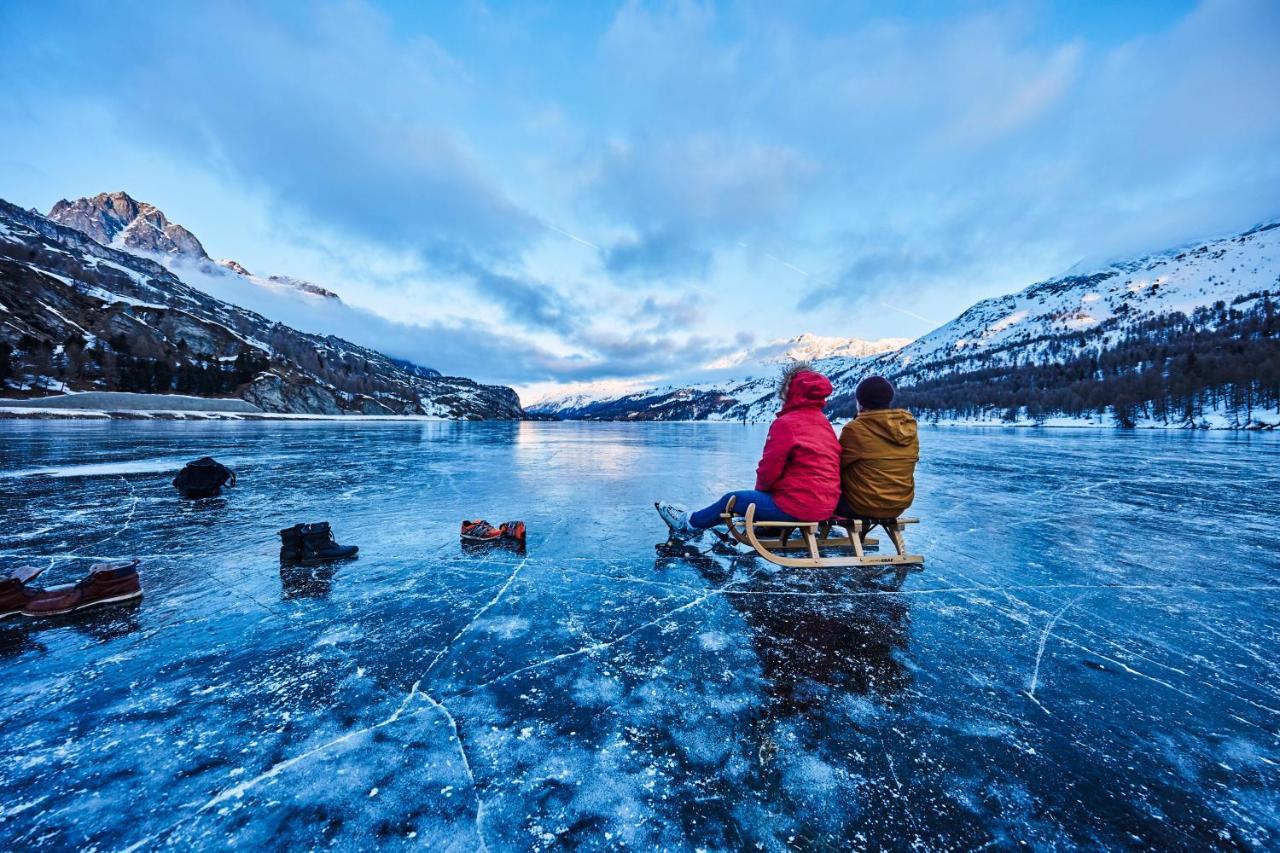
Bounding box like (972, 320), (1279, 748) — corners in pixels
(720, 496), (924, 569)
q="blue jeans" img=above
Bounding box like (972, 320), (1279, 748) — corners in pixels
(688, 489), (799, 530)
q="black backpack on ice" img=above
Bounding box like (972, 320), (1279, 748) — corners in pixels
(173, 456), (236, 498)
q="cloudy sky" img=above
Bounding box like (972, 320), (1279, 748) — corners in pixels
(3, 0), (1278, 398)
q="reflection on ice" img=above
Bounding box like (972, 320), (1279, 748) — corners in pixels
(0, 421), (1277, 849)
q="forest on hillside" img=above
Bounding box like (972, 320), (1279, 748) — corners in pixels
(0, 326), (425, 405)
(0, 333), (270, 397)
(828, 293), (1280, 426)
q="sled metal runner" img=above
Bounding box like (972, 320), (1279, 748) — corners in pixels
(720, 496), (924, 569)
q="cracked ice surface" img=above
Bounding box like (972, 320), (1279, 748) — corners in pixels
(1, 421), (1278, 849)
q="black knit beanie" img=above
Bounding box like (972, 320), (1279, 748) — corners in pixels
(855, 375), (895, 410)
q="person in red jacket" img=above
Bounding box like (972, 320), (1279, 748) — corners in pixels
(656, 365), (842, 539)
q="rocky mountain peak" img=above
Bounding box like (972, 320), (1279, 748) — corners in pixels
(266, 275), (340, 300)
(782, 333), (912, 362)
(48, 191), (140, 245)
(48, 191), (208, 261)
(47, 190), (346, 304)
(216, 258), (252, 276)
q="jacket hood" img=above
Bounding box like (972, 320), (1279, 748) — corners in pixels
(782, 370), (833, 412)
(856, 408), (918, 446)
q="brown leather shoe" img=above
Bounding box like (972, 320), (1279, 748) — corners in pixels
(0, 566), (45, 619)
(23, 560), (142, 617)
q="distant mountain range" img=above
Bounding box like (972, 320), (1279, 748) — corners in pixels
(9, 189), (1275, 426)
(531, 221), (1280, 428)
(0, 196), (522, 417)
(527, 333), (911, 420)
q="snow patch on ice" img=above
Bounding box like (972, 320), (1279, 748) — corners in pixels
(0, 456), (206, 479)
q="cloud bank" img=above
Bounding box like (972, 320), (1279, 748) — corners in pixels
(3, 0), (1278, 388)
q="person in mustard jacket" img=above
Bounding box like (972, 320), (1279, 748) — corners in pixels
(837, 375), (919, 519)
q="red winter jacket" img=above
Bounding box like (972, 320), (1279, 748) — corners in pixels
(754, 370), (842, 521)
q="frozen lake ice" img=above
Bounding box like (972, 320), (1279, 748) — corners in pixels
(1, 421), (1278, 849)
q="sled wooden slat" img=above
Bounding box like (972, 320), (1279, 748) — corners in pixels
(754, 535), (881, 550)
(834, 516), (918, 526)
(738, 519), (817, 528)
(720, 496), (924, 570)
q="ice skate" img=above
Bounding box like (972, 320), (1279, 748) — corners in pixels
(655, 501), (700, 541)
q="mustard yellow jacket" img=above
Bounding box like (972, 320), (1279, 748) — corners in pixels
(839, 408), (919, 517)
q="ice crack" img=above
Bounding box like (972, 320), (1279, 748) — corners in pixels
(458, 580), (741, 696)
(423, 555), (530, 679)
(121, 681), (427, 851)
(421, 689), (489, 853)
(1025, 593), (1088, 704)
(197, 679), (424, 813)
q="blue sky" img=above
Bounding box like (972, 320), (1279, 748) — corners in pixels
(2, 0), (1278, 397)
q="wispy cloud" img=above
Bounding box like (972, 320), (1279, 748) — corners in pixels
(4, 1), (537, 260)
(584, 135), (819, 280)
(3, 0), (1278, 390)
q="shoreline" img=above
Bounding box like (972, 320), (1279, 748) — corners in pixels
(0, 406), (1275, 430)
(0, 407), (457, 422)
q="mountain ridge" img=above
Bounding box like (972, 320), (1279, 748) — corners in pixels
(48, 192), (342, 304)
(49, 192), (207, 259)
(530, 220), (1279, 427)
(0, 199), (522, 418)
(526, 334), (909, 415)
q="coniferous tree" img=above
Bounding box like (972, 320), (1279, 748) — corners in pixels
(861, 298), (1279, 426)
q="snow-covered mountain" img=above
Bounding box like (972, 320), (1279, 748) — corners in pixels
(48, 192), (341, 304)
(858, 222), (1278, 382)
(49, 192), (207, 260)
(532, 220), (1280, 425)
(0, 199), (522, 418)
(705, 333), (911, 369)
(526, 334), (909, 419)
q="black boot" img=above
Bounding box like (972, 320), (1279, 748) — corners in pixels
(298, 522), (359, 564)
(279, 524), (305, 563)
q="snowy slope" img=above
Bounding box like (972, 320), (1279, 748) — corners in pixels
(534, 221), (1279, 422)
(45, 192), (466, 387)
(0, 199), (522, 418)
(861, 221), (1279, 382)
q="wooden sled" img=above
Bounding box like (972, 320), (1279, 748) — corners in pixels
(720, 496), (925, 569)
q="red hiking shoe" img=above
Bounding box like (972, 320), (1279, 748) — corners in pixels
(460, 520), (527, 550)
(460, 520), (504, 542)
(499, 521), (526, 549)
